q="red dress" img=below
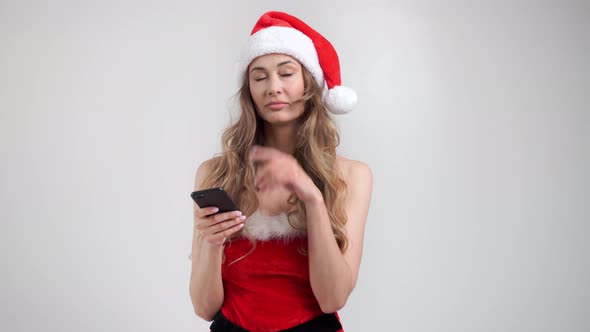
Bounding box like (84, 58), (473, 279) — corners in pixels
(217, 211), (344, 332)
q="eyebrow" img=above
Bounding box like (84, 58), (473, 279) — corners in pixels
(250, 60), (296, 73)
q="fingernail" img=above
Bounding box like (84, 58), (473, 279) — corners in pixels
(239, 215), (246, 220)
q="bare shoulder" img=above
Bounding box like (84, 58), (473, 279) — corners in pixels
(335, 155), (373, 185)
(196, 156), (220, 173)
(336, 155), (372, 278)
(194, 156), (221, 190)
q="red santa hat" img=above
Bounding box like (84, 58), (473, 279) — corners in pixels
(239, 11), (357, 115)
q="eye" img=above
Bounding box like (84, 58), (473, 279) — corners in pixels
(280, 73), (293, 77)
(253, 77), (267, 82)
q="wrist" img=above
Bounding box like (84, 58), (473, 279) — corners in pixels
(303, 188), (324, 206)
(292, 170), (323, 204)
(193, 236), (224, 255)
(202, 241), (225, 253)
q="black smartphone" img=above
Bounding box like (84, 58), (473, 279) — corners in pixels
(191, 187), (239, 214)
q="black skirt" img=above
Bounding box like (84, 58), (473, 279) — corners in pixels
(210, 311), (343, 332)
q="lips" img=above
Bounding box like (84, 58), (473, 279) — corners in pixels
(266, 101), (289, 110)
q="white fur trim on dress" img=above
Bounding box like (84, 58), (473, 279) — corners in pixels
(238, 26), (324, 88)
(244, 209), (306, 241)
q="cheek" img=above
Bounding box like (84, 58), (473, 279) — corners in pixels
(297, 81), (305, 96)
(249, 85), (264, 106)
(289, 80), (305, 97)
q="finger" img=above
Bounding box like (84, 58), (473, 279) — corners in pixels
(211, 220), (245, 240)
(257, 178), (277, 192)
(256, 173), (272, 191)
(254, 176), (267, 191)
(257, 169), (280, 192)
(253, 170), (263, 189)
(195, 210), (241, 231)
(249, 145), (279, 162)
(205, 216), (245, 235)
(195, 206), (219, 218)
(253, 160), (269, 179)
(209, 216), (246, 235)
(253, 165), (272, 188)
(211, 210), (243, 224)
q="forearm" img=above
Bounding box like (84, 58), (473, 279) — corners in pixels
(305, 194), (353, 313)
(189, 234), (224, 321)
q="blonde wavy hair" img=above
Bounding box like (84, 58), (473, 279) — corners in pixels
(201, 64), (349, 254)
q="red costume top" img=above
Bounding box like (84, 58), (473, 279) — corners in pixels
(218, 210), (344, 332)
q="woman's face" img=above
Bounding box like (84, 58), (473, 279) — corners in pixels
(248, 53), (306, 125)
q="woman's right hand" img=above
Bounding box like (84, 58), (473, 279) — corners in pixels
(193, 207), (246, 246)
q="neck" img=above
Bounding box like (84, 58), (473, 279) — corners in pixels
(262, 122), (298, 155)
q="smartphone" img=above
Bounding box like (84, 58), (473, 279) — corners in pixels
(191, 187), (239, 214)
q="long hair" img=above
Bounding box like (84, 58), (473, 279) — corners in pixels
(201, 65), (349, 253)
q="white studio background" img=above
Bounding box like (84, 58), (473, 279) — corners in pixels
(1, 0), (588, 331)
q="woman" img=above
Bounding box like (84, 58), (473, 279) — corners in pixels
(189, 11), (372, 331)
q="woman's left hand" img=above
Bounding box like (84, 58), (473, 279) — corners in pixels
(249, 145), (321, 203)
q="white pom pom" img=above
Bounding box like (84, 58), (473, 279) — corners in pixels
(324, 85), (357, 114)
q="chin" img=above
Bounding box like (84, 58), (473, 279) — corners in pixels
(266, 118), (298, 126)
(263, 112), (301, 124)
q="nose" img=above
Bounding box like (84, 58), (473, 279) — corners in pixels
(267, 75), (282, 95)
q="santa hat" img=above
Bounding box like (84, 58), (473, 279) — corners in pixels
(238, 11), (357, 115)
